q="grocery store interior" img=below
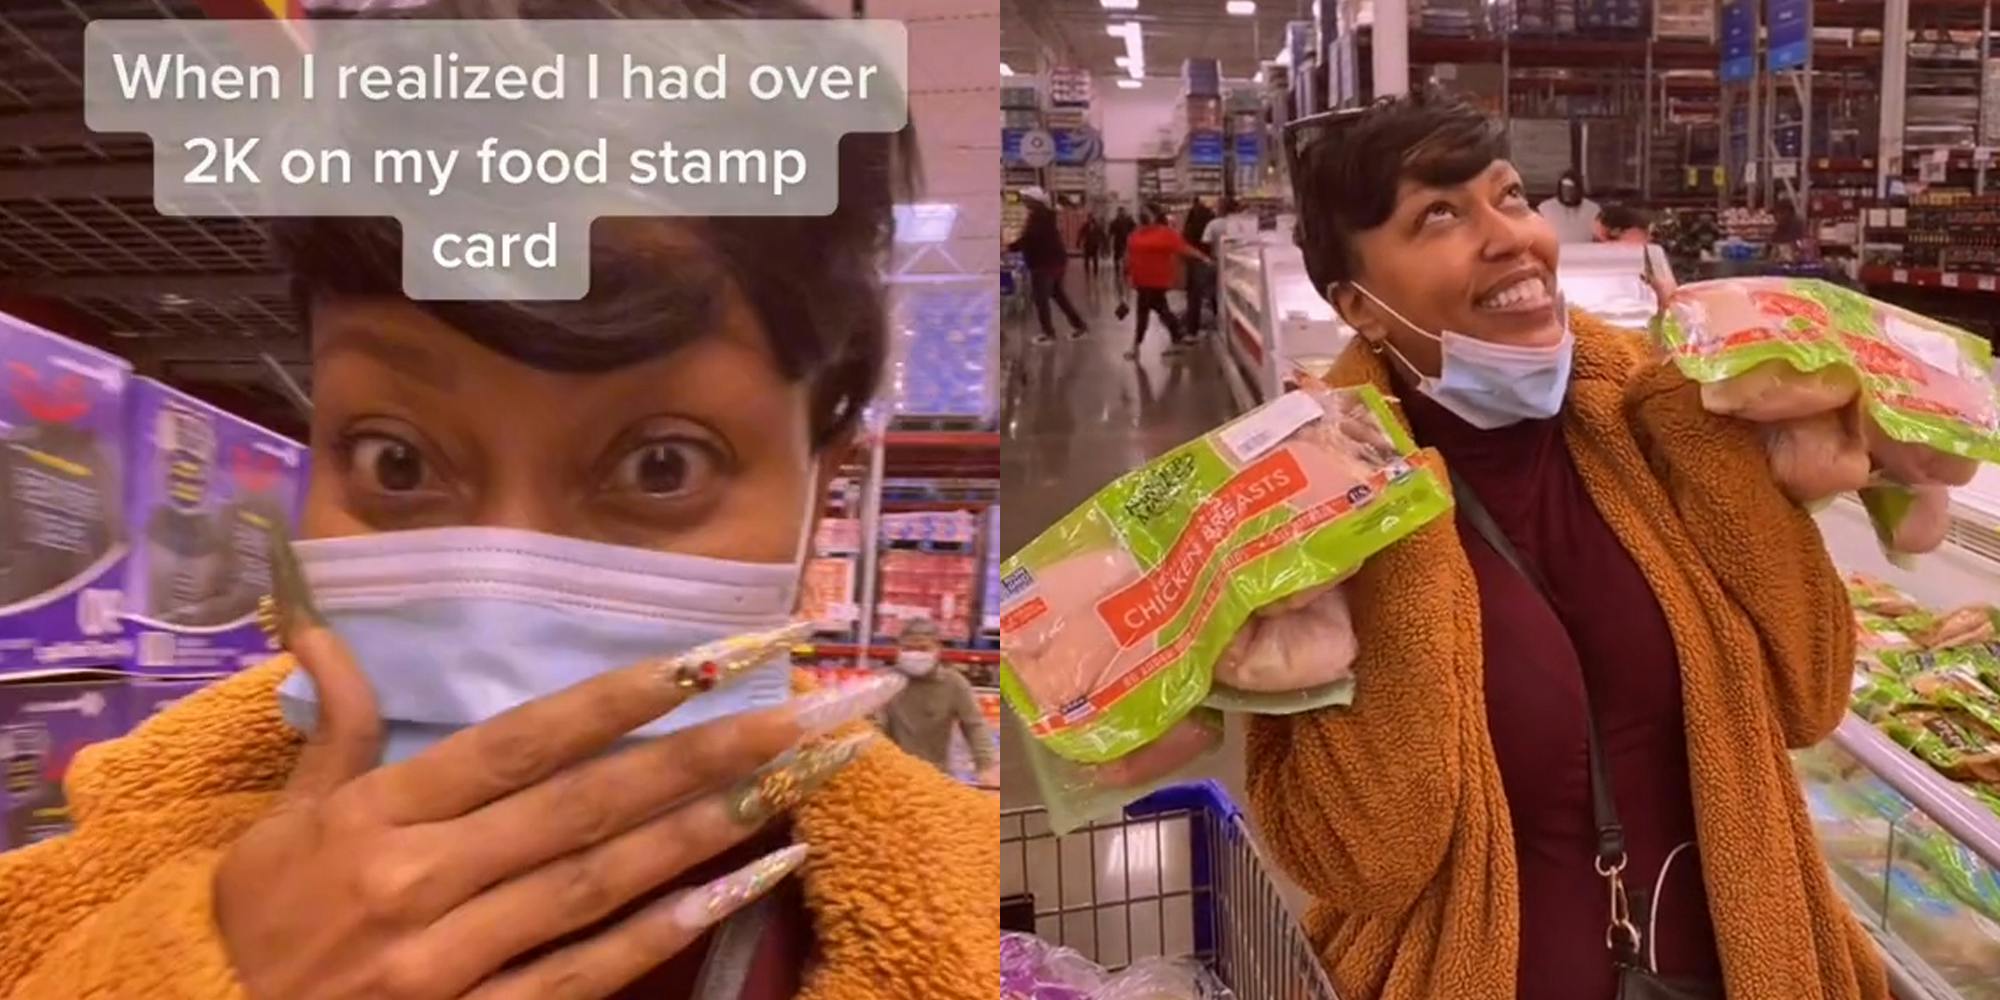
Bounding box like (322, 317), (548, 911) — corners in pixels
(999, 0), (2000, 994)
(0, 0), (1003, 867)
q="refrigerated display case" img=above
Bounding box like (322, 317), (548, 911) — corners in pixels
(1804, 478), (2000, 997)
(1214, 223), (1356, 411)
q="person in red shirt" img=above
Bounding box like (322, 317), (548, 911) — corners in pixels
(1122, 205), (1211, 360)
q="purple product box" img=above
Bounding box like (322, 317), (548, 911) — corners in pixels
(0, 313), (134, 678)
(122, 675), (217, 730)
(0, 673), (125, 851)
(122, 378), (305, 675)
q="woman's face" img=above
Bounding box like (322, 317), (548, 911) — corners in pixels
(1335, 159), (1562, 377)
(302, 291), (821, 565)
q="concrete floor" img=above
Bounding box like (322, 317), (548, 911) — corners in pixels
(997, 263), (1311, 971)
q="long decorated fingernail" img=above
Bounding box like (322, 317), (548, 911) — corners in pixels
(265, 523), (323, 637)
(792, 673), (906, 740)
(668, 843), (809, 931)
(654, 621), (816, 694)
(727, 731), (873, 826)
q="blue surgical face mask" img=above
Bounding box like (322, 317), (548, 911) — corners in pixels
(1352, 283), (1573, 430)
(277, 474), (819, 766)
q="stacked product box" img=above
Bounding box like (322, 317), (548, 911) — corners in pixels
(123, 675), (215, 729)
(0, 673), (124, 850)
(122, 378), (306, 675)
(0, 313), (134, 678)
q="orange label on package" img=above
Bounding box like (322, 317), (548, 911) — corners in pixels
(1000, 597), (1050, 633)
(1093, 449), (1307, 648)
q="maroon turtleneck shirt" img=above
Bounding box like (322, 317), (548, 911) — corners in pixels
(1400, 389), (1722, 998)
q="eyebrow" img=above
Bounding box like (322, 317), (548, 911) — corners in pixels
(312, 321), (460, 394)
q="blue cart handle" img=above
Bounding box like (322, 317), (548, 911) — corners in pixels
(1125, 780), (1243, 822)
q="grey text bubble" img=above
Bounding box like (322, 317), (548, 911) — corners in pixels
(85, 19), (908, 300)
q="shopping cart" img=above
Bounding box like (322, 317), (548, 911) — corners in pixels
(1000, 780), (1342, 999)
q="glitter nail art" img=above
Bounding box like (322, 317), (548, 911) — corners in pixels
(791, 672), (907, 740)
(727, 731), (873, 826)
(264, 523), (323, 642)
(652, 620), (816, 693)
(673, 843), (810, 930)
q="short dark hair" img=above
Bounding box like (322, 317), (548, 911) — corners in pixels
(1599, 203), (1654, 235)
(271, 0), (914, 450)
(1289, 89), (1508, 292)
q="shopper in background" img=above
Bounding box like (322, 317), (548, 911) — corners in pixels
(1180, 198), (1218, 335)
(1771, 197), (1808, 246)
(1124, 204), (1212, 361)
(1009, 186), (1088, 346)
(882, 618), (999, 789)
(1108, 205), (1136, 277)
(1538, 167), (1602, 243)
(0, 4), (994, 999)
(1265, 88), (1887, 1000)
(1593, 203), (1655, 244)
(1079, 215), (1105, 281)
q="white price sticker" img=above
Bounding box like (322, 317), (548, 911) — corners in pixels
(1217, 390), (1323, 463)
(1981, 277), (1997, 292)
(1893, 268), (1911, 283)
(1885, 314), (1967, 374)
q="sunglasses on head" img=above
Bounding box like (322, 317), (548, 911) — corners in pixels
(1280, 106), (1370, 185)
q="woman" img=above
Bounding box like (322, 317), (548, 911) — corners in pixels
(1010, 186), (1088, 345)
(0, 4), (994, 999)
(1123, 205), (1211, 360)
(1594, 203), (1655, 244)
(1259, 89), (1889, 999)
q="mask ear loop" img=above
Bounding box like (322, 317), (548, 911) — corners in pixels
(790, 453), (821, 571)
(1350, 283), (1441, 383)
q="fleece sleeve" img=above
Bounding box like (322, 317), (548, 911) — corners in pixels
(1243, 511), (1476, 915)
(1625, 363), (1856, 747)
(0, 785), (273, 1000)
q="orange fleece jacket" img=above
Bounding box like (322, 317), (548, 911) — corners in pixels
(0, 661), (997, 999)
(1247, 313), (1887, 999)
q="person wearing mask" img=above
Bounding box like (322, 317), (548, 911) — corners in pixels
(1537, 168), (1602, 243)
(1262, 88), (1898, 1000)
(1124, 205), (1212, 360)
(1079, 215), (1105, 281)
(1108, 206), (1137, 277)
(0, 4), (994, 998)
(1008, 186), (1088, 345)
(882, 619), (999, 789)
(1180, 198), (1218, 335)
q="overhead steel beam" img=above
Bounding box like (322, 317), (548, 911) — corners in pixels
(0, 162), (155, 201)
(0, 272), (288, 299)
(0, 111), (145, 149)
(122, 336), (307, 366)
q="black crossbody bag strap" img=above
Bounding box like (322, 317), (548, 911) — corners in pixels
(1449, 473), (1644, 962)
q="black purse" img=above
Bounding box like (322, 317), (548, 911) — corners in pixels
(1452, 475), (1725, 1000)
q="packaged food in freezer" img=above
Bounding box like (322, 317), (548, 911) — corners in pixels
(999, 385), (1452, 763)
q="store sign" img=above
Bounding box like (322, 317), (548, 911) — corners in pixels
(1720, 0), (1756, 82)
(1001, 128), (1023, 164)
(1235, 133), (1261, 163)
(1017, 128), (1057, 168)
(1188, 131), (1226, 167)
(1053, 128), (1101, 165)
(1765, 0), (1810, 72)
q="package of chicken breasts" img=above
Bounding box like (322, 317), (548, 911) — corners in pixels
(1657, 277), (2000, 562)
(999, 384), (1453, 831)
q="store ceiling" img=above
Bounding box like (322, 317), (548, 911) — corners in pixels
(1004, 0), (1312, 84)
(0, 0), (316, 438)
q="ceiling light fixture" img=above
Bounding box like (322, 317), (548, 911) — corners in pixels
(1000, 62), (1015, 76)
(1100, 0), (1140, 8)
(1116, 78), (1143, 89)
(1227, 0), (1257, 14)
(1105, 21), (1145, 79)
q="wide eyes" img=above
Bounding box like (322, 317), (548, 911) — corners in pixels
(346, 432), (434, 495)
(607, 438), (721, 500)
